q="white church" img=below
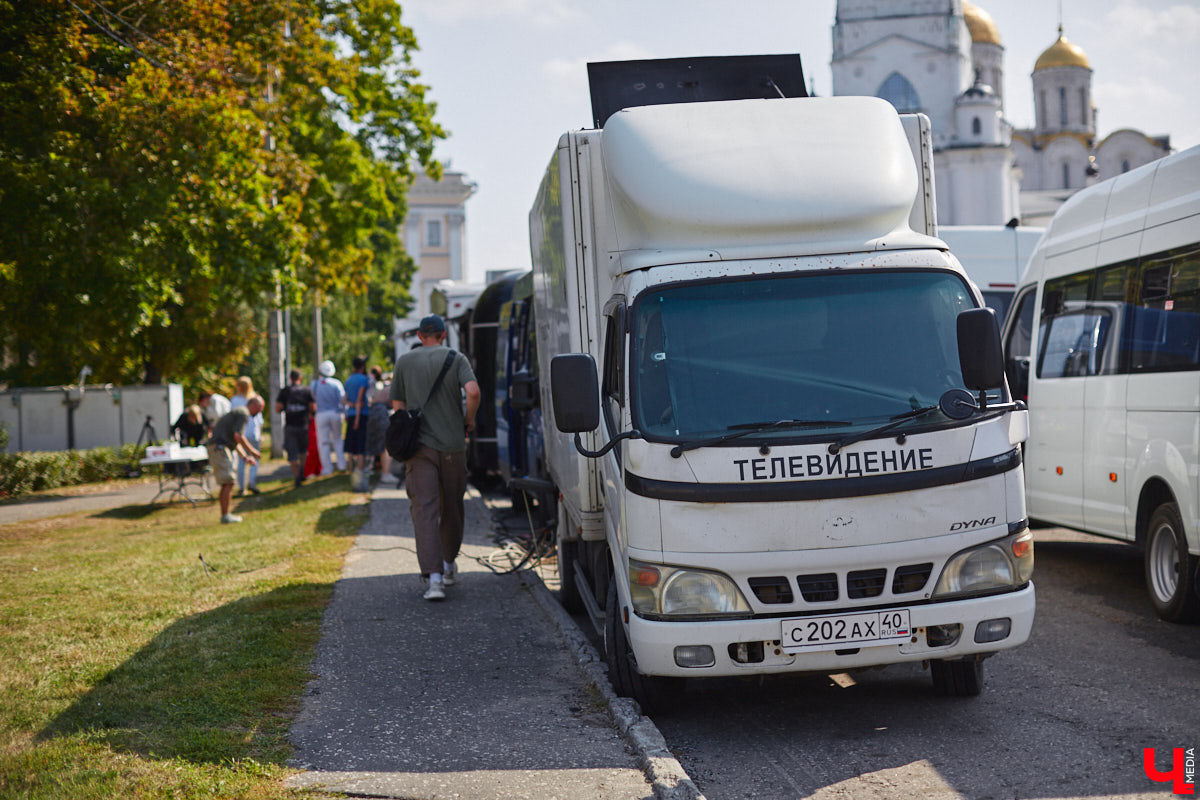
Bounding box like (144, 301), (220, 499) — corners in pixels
(830, 0), (1172, 226)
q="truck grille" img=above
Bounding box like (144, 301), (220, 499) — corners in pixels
(748, 576), (794, 604)
(846, 568), (887, 598)
(754, 562), (937, 608)
(892, 563), (933, 594)
(795, 573), (839, 602)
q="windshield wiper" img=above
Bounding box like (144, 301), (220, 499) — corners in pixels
(670, 419), (852, 458)
(827, 405), (940, 454)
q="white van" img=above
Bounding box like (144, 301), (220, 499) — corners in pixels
(938, 225), (1044, 322)
(1000, 144), (1200, 622)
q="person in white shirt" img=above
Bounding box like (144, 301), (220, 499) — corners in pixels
(198, 389), (232, 434)
(312, 360), (347, 476)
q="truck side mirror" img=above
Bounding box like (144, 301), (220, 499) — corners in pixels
(550, 354), (600, 433)
(957, 308), (1004, 391)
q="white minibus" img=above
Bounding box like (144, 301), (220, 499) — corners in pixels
(1001, 144), (1200, 622)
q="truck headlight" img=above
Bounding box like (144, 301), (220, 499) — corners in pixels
(932, 529), (1034, 599)
(629, 560), (751, 619)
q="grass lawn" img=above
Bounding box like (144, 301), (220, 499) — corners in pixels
(0, 470), (365, 799)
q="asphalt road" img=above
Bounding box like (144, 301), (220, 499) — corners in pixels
(572, 527), (1200, 800)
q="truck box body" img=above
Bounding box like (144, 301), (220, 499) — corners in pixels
(530, 94), (1033, 695)
(937, 225), (1045, 321)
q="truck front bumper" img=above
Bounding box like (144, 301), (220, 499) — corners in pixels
(626, 583), (1036, 678)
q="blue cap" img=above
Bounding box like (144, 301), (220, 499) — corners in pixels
(419, 314), (446, 334)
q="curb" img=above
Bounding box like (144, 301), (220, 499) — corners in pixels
(516, 567), (706, 800)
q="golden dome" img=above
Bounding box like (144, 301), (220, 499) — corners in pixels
(963, 2), (1002, 45)
(1035, 29), (1091, 70)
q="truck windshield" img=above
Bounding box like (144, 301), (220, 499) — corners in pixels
(632, 270), (975, 441)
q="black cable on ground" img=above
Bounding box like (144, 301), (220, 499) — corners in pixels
(474, 489), (556, 576)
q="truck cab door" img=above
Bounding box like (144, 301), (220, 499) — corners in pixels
(600, 303), (628, 556)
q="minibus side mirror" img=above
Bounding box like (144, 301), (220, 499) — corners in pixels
(958, 308), (1005, 392)
(550, 354), (600, 433)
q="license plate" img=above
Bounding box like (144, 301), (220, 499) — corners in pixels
(780, 609), (911, 653)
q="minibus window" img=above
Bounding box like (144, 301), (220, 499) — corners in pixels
(1095, 264), (1131, 302)
(1037, 309), (1111, 378)
(1127, 248), (1200, 372)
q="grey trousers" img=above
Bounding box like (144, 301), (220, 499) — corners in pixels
(405, 445), (468, 577)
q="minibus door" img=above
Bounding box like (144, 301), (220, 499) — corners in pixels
(1028, 304), (1094, 528)
(1081, 305), (1129, 538)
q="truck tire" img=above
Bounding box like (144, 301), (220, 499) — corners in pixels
(604, 581), (683, 715)
(557, 537), (584, 614)
(1145, 501), (1200, 623)
(930, 658), (984, 697)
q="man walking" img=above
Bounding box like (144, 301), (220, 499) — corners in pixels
(391, 314), (480, 601)
(312, 360), (346, 476)
(206, 396), (263, 524)
(275, 369), (317, 488)
(343, 355), (371, 485)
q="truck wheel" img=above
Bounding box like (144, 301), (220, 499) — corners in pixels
(604, 581), (683, 715)
(1145, 502), (1200, 623)
(930, 658), (984, 697)
(557, 537), (584, 614)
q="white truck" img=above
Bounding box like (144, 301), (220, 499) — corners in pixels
(530, 82), (1034, 708)
(938, 225), (1045, 322)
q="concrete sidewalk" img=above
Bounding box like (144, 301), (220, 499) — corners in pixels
(285, 480), (696, 799)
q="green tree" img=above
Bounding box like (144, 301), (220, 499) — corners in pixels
(0, 0), (442, 387)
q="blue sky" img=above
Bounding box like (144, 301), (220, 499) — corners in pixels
(400, 0), (1200, 282)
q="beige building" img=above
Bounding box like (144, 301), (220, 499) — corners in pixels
(403, 170), (477, 318)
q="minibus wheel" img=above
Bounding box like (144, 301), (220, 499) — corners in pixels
(604, 582), (683, 714)
(930, 657), (984, 696)
(1145, 502), (1200, 623)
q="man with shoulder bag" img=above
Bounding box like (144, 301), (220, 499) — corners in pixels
(390, 315), (481, 601)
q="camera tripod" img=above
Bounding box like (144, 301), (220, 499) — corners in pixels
(134, 415), (159, 449)
(125, 415), (159, 478)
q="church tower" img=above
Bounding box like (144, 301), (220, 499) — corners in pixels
(1013, 26), (1096, 193)
(1031, 27), (1094, 139)
(831, 0), (973, 151)
(832, 0), (1019, 225)
(963, 2), (1003, 111)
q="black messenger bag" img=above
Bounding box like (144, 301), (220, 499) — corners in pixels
(385, 350), (456, 461)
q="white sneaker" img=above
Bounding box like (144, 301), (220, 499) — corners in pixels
(443, 562), (458, 586)
(221, 513), (243, 524)
(423, 580), (446, 601)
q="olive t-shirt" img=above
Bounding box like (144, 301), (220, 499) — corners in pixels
(210, 407), (250, 448)
(390, 346), (476, 454)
